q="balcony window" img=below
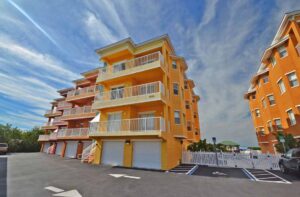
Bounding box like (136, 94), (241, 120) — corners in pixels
(262, 76), (269, 83)
(262, 98), (267, 109)
(267, 121), (273, 132)
(275, 119), (283, 130)
(172, 60), (177, 69)
(277, 79), (286, 94)
(270, 55), (276, 66)
(185, 101), (190, 109)
(113, 62), (126, 73)
(278, 45), (288, 58)
(174, 111), (180, 124)
(287, 72), (299, 87)
(110, 87), (124, 100)
(255, 109), (260, 117)
(267, 95), (275, 106)
(173, 83), (179, 95)
(287, 109), (297, 126)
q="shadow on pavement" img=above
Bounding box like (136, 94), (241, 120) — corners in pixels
(0, 157), (7, 197)
(192, 166), (249, 179)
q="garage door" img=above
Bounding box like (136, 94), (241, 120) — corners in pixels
(102, 141), (124, 166)
(55, 142), (64, 155)
(133, 141), (161, 169)
(43, 142), (50, 153)
(65, 141), (78, 158)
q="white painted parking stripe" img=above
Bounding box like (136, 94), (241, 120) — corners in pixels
(242, 169), (291, 184)
(44, 186), (64, 193)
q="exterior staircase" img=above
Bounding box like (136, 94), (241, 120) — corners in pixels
(168, 164), (198, 175)
(80, 141), (97, 164)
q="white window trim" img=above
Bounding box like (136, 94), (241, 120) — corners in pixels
(110, 84), (125, 89)
(262, 76), (269, 84)
(173, 82), (179, 96)
(277, 78), (286, 95)
(277, 45), (288, 59)
(285, 108), (293, 112)
(113, 60), (127, 66)
(174, 110), (181, 125)
(138, 111), (156, 115)
(267, 94), (276, 106)
(285, 71), (299, 88)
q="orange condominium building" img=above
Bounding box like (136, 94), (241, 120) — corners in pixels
(38, 35), (201, 170)
(245, 11), (300, 154)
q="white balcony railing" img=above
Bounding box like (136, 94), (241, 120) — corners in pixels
(94, 81), (164, 102)
(57, 101), (72, 108)
(98, 51), (164, 78)
(38, 135), (50, 141)
(89, 117), (165, 135)
(67, 85), (98, 98)
(44, 122), (55, 127)
(53, 117), (67, 125)
(63, 106), (95, 116)
(57, 128), (89, 138)
(49, 132), (57, 140)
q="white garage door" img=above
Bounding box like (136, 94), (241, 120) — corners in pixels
(65, 141), (78, 158)
(55, 142), (64, 155)
(102, 141), (124, 166)
(43, 142), (50, 153)
(133, 141), (161, 169)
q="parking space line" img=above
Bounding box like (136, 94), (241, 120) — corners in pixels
(243, 169), (291, 184)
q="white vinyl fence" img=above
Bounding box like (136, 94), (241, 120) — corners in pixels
(182, 151), (281, 170)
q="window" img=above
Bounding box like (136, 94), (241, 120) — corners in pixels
(277, 79), (286, 94)
(267, 95), (275, 106)
(287, 109), (296, 126)
(262, 98), (267, 109)
(251, 95), (256, 100)
(194, 112), (197, 118)
(267, 121), (273, 132)
(187, 121), (191, 131)
(184, 81), (188, 89)
(113, 62), (126, 72)
(275, 119), (283, 130)
(258, 128), (265, 136)
(287, 72), (299, 87)
(174, 111), (180, 124)
(255, 109), (261, 117)
(181, 88), (184, 99)
(172, 60), (177, 69)
(173, 83), (179, 95)
(262, 76), (269, 83)
(278, 45), (288, 58)
(270, 55), (276, 66)
(293, 149), (300, 157)
(185, 101), (190, 109)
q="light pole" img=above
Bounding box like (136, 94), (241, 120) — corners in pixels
(212, 137), (218, 166)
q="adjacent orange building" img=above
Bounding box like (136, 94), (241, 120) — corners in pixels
(38, 35), (201, 170)
(245, 11), (300, 153)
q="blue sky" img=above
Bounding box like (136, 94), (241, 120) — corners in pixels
(0, 0), (299, 146)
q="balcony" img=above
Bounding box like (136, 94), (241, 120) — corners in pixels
(44, 110), (62, 117)
(89, 117), (166, 137)
(66, 85), (98, 102)
(38, 135), (50, 142)
(49, 132), (58, 140)
(61, 106), (97, 120)
(97, 52), (165, 83)
(57, 101), (72, 110)
(53, 117), (68, 126)
(92, 81), (166, 109)
(57, 128), (89, 140)
(41, 122), (57, 130)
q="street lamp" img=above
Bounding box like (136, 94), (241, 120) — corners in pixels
(212, 137), (218, 166)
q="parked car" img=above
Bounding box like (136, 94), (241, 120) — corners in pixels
(279, 148), (300, 174)
(0, 143), (8, 155)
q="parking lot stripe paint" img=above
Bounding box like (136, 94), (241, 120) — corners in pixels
(44, 186), (64, 193)
(53, 190), (82, 197)
(242, 168), (256, 181)
(245, 169), (291, 184)
(265, 170), (291, 184)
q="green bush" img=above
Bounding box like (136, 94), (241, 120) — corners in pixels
(0, 124), (43, 152)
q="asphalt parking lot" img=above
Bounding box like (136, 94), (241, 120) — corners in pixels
(3, 153), (300, 197)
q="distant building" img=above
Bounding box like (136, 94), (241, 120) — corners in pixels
(245, 11), (300, 154)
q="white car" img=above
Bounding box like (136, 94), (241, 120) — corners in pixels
(0, 143), (8, 155)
